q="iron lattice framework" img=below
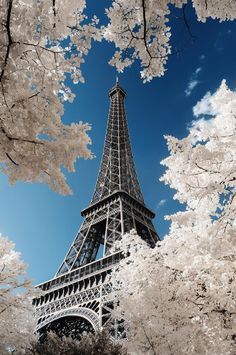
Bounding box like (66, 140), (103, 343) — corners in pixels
(34, 82), (159, 337)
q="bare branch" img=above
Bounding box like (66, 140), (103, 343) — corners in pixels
(1, 127), (43, 146)
(52, 0), (56, 28)
(0, 305), (10, 315)
(182, 4), (196, 41)
(141, 0), (152, 59)
(0, 0), (13, 82)
(5, 152), (18, 165)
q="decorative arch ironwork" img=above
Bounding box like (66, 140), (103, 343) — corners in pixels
(37, 306), (100, 333)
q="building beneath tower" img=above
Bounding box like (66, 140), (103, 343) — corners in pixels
(34, 82), (159, 338)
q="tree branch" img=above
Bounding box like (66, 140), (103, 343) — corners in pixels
(140, 320), (158, 355)
(182, 4), (196, 40)
(141, 0), (152, 59)
(6, 152), (18, 165)
(52, 0), (56, 28)
(0, 305), (10, 315)
(1, 127), (43, 145)
(0, 0), (13, 82)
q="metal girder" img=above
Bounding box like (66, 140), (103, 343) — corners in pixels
(35, 82), (160, 338)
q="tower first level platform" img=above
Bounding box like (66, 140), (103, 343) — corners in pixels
(34, 82), (159, 338)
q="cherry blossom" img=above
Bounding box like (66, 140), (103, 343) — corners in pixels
(0, 0), (101, 194)
(105, 1), (236, 81)
(0, 235), (36, 353)
(111, 81), (236, 354)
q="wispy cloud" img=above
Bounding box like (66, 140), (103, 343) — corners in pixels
(185, 67), (202, 97)
(156, 199), (166, 210)
(185, 80), (199, 97)
(215, 30), (232, 51)
(195, 67), (201, 75)
(200, 54), (205, 61)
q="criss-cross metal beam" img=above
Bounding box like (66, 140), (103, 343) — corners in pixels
(34, 82), (160, 338)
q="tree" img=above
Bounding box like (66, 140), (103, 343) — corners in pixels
(1, 1), (236, 193)
(0, 0), (100, 194)
(105, 0), (236, 82)
(26, 330), (126, 355)
(0, 235), (36, 354)
(111, 81), (236, 354)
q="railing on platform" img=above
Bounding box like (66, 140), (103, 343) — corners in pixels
(37, 251), (122, 292)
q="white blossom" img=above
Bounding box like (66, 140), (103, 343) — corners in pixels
(1, 1), (236, 193)
(105, 1), (236, 81)
(0, 0), (101, 194)
(111, 81), (236, 354)
(0, 235), (36, 354)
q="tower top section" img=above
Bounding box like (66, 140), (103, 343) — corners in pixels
(91, 81), (145, 205)
(109, 81), (126, 98)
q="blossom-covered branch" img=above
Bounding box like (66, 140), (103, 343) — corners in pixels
(0, 235), (36, 353)
(105, 0), (236, 81)
(1, 1), (236, 193)
(111, 81), (236, 354)
(0, 0), (101, 194)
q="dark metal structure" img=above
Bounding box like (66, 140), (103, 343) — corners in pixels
(34, 82), (159, 337)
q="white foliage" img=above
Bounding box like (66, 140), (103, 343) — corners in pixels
(161, 79), (236, 217)
(0, 235), (36, 354)
(0, 0), (102, 194)
(0, 1), (235, 193)
(111, 81), (236, 354)
(105, 0), (236, 81)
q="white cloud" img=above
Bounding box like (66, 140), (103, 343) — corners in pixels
(195, 67), (202, 75)
(192, 91), (217, 117)
(185, 80), (199, 97)
(189, 81), (228, 143)
(156, 199), (166, 210)
(185, 67), (202, 97)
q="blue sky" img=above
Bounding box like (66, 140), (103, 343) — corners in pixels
(1, 2), (236, 284)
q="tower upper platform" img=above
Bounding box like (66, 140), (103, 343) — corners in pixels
(109, 81), (126, 98)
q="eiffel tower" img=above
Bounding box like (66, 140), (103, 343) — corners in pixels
(34, 81), (159, 338)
